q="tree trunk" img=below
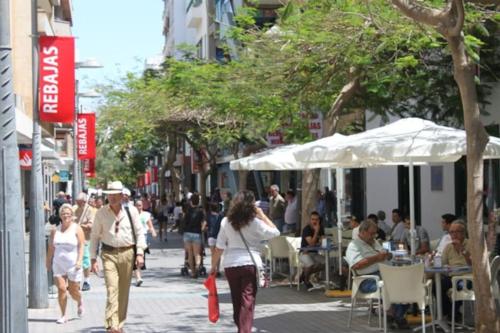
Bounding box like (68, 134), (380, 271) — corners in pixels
(301, 169), (321, 231)
(448, 34), (499, 333)
(238, 170), (248, 191)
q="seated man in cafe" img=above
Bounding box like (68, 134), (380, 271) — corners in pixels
(299, 211), (325, 291)
(440, 220), (472, 321)
(346, 220), (410, 329)
(402, 216), (430, 255)
(435, 213), (456, 255)
(367, 213), (387, 241)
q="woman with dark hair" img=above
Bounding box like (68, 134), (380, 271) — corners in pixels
(183, 193), (205, 278)
(211, 190), (279, 333)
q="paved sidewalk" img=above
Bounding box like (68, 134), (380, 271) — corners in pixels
(28, 231), (467, 333)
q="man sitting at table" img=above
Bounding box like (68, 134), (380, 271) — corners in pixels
(435, 213), (456, 255)
(440, 220), (472, 322)
(346, 220), (410, 329)
(299, 211), (325, 291)
(402, 216), (430, 255)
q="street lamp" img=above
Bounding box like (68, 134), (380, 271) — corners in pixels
(72, 60), (102, 201)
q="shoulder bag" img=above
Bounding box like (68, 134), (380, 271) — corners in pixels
(124, 206), (139, 269)
(238, 229), (268, 288)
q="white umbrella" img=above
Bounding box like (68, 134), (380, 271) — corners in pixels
(293, 117), (500, 256)
(230, 134), (347, 171)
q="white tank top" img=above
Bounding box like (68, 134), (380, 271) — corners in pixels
(53, 223), (78, 268)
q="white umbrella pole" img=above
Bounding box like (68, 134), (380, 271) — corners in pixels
(409, 160), (416, 258)
(336, 168), (344, 275)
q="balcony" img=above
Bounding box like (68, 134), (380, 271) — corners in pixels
(53, 19), (72, 36)
(186, 0), (204, 28)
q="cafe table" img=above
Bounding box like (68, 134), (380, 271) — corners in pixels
(299, 243), (339, 290)
(424, 265), (472, 333)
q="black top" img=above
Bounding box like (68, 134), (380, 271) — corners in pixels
(300, 224), (325, 252)
(183, 206), (205, 234)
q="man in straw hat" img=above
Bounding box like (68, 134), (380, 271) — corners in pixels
(90, 181), (147, 333)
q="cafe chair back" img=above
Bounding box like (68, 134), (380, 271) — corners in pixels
(379, 263), (435, 333)
(347, 271), (382, 330)
(449, 274), (474, 333)
(285, 236), (302, 290)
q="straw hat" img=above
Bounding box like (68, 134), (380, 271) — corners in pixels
(103, 181), (124, 194)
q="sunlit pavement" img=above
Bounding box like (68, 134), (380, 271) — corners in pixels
(28, 231), (470, 333)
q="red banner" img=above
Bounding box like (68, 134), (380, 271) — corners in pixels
(39, 36), (75, 123)
(145, 170), (152, 185)
(76, 113), (96, 159)
(83, 158), (96, 178)
(138, 175), (144, 188)
(19, 145), (32, 170)
(152, 166), (158, 183)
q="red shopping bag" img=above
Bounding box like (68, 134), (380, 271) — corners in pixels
(203, 273), (220, 323)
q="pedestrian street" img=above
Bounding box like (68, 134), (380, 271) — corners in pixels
(28, 231), (475, 333)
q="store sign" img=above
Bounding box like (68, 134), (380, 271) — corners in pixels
(266, 112), (323, 146)
(38, 36), (75, 123)
(59, 170), (70, 182)
(19, 145), (32, 170)
(76, 113), (96, 159)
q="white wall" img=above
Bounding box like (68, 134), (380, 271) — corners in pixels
(366, 166), (399, 221)
(419, 163), (456, 239)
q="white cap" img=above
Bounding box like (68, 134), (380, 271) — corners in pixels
(122, 188), (131, 197)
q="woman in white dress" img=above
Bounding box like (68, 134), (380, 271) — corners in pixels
(46, 203), (85, 324)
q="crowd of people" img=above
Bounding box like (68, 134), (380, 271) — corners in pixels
(44, 182), (499, 333)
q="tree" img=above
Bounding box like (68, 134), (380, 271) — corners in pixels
(391, 0), (499, 331)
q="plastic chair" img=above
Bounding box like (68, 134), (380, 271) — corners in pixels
(285, 236), (302, 290)
(449, 274), (475, 333)
(379, 263), (435, 333)
(347, 271), (382, 329)
(268, 236), (290, 280)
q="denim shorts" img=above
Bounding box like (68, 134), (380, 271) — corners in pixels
(183, 232), (202, 244)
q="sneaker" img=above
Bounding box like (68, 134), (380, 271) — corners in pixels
(56, 316), (67, 324)
(305, 282), (314, 291)
(81, 281), (91, 291)
(77, 303), (84, 317)
(136, 279), (143, 287)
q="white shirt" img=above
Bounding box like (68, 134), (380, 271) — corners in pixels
(284, 198), (298, 226)
(346, 238), (388, 275)
(435, 233), (451, 255)
(391, 222), (406, 242)
(352, 226), (360, 240)
(216, 217), (280, 269)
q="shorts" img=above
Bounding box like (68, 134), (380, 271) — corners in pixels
(53, 263), (83, 282)
(299, 252), (325, 268)
(183, 232), (202, 244)
(82, 242), (91, 270)
(208, 237), (217, 247)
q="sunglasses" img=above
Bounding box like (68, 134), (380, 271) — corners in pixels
(115, 219), (120, 234)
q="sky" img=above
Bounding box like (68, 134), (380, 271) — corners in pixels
(71, 0), (164, 109)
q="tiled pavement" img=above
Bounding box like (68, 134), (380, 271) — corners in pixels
(28, 231), (470, 333)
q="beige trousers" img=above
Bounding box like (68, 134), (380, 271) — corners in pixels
(101, 247), (134, 329)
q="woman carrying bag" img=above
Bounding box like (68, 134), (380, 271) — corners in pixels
(210, 190), (279, 333)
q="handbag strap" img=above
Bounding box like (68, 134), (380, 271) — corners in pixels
(238, 229), (258, 268)
(124, 205), (137, 245)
